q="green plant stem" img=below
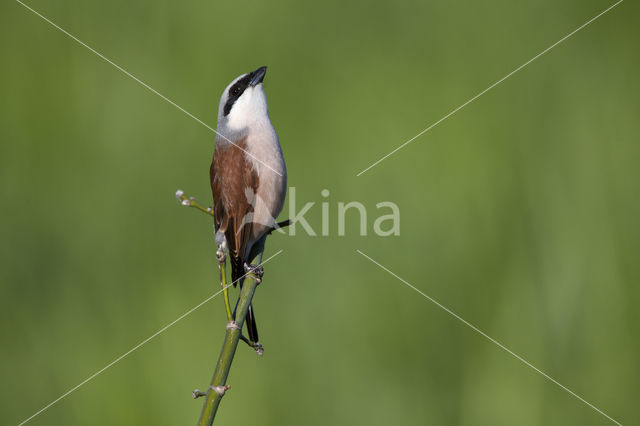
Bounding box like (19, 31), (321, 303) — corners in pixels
(175, 189), (289, 424)
(219, 261), (233, 322)
(197, 277), (260, 425)
(176, 191), (214, 217)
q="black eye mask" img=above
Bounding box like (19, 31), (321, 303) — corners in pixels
(223, 75), (252, 116)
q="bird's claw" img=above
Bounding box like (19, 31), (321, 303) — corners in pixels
(216, 247), (226, 263)
(243, 263), (264, 283)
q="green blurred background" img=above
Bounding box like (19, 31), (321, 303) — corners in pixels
(1, 0), (638, 424)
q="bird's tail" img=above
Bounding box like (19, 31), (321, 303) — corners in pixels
(246, 304), (259, 344)
(231, 260), (260, 344)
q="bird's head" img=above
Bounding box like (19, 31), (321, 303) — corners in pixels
(216, 66), (270, 138)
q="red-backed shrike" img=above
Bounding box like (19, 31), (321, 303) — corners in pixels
(210, 66), (287, 351)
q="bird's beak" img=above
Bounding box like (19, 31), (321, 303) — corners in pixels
(249, 66), (267, 87)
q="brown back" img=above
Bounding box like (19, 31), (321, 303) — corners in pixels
(210, 137), (259, 281)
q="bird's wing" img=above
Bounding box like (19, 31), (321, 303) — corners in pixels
(210, 138), (259, 283)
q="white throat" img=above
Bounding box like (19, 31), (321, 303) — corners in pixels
(219, 84), (270, 136)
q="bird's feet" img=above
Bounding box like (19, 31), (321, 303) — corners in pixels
(244, 262), (264, 283)
(216, 246), (226, 263)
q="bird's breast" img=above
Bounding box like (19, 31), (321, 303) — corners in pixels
(245, 131), (287, 239)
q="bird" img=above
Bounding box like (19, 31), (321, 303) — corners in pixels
(210, 66), (287, 351)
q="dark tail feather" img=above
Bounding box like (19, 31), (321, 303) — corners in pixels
(230, 255), (244, 288)
(231, 257), (260, 344)
(246, 304), (259, 344)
